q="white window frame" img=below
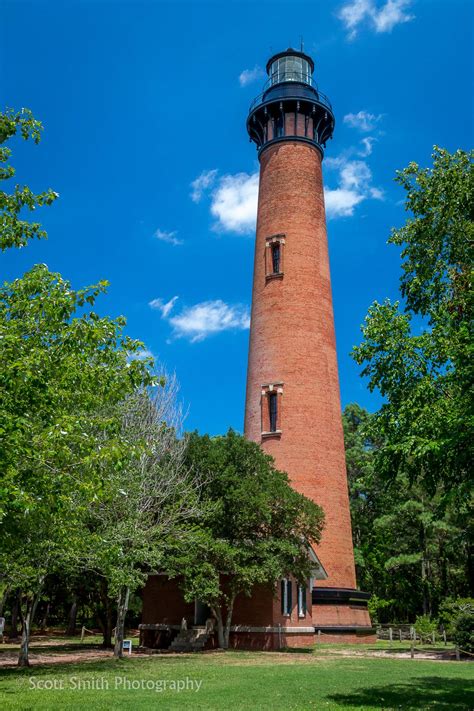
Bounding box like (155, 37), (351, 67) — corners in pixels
(298, 584), (306, 618)
(282, 578), (291, 616)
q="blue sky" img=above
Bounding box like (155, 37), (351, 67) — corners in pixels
(2, 0), (473, 434)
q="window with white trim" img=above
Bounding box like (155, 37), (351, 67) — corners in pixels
(265, 234), (285, 280)
(298, 584), (307, 618)
(261, 383), (283, 437)
(281, 578), (292, 617)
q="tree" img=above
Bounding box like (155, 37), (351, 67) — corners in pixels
(0, 108), (154, 665)
(90, 378), (203, 658)
(0, 108), (58, 250)
(343, 403), (473, 622)
(166, 430), (325, 649)
(352, 147), (473, 494)
(0, 266), (154, 665)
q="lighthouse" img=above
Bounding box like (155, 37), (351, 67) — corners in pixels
(243, 48), (373, 642)
(140, 48), (374, 650)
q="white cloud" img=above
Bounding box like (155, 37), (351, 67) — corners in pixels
(358, 136), (376, 156)
(210, 172), (259, 234)
(169, 300), (250, 343)
(239, 65), (265, 87)
(338, 0), (372, 38)
(372, 0), (414, 32)
(149, 296), (250, 343)
(343, 111), (383, 132)
(190, 169), (259, 234)
(324, 157), (383, 218)
(370, 186), (385, 200)
(324, 188), (366, 218)
(338, 0), (414, 39)
(149, 296), (179, 318)
(154, 228), (183, 246)
(190, 169), (218, 203)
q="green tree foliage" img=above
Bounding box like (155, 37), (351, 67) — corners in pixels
(0, 266), (153, 665)
(166, 430), (325, 648)
(0, 108), (154, 665)
(343, 404), (472, 623)
(414, 614), (437, 639)
(453, 613), (474, 653)
(352, 147), (473, 493)
(0, 108), (58, 250)
(438, 597), (474, 636)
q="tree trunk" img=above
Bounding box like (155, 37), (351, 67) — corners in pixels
(223, 595), (236, 649)
(97, 581), (114, 648)
(212, 606), (225, 649)
(40, 602), (50, 631)
(10, 592), (20, 638)
(17, 587), (42, 668)
(18, 603), (32, 667)
(113, 586), (130, 659)
(421, 557), (429, 616)
(65, 597), (78, 636)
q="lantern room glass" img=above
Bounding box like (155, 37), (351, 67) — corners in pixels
(269, 56), (311, 86)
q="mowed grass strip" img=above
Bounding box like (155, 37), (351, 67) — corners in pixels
(1, 649), (473, 710)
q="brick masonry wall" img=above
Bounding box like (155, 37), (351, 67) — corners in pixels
(313, 604), (371, 627)
(141, 576), (194, 626)
(213, 579), (313, 629)
(244, 140), (357, 591)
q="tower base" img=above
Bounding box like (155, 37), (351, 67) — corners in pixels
(312, 587), (375, 642)
(141, 576), (376, 650)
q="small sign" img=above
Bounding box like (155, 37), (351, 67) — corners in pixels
(122, 639), (132, 654)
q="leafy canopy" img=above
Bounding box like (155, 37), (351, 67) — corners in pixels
(167, 430), (325, 612)
(0, 108), (58, 250)
(352, 147), (473, 492)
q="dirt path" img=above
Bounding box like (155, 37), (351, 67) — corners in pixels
(314, 648), (462, 662)
(0, 647), (113, 668)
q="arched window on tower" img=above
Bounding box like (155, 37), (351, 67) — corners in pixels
(269, 392), (278, 432)
(265, 234), (285, 281)
(261, 383), (283, 438)
(271, 242), (281, 274)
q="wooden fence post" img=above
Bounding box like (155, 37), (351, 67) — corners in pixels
(399, 628), (402, 643)
(80, 626), (85, 642)
(389, 627), (393, 644)
(455, 647), (460, 661)
(410, 641), (414, 659)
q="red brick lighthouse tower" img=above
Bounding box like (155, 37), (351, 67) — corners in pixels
(244, 49), (373, 641)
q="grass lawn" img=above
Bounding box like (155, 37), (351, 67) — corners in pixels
(1, 640), (473, 710)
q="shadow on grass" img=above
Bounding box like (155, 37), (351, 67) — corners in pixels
(0, 651), (203, 682)
(328, 675), (474, 710)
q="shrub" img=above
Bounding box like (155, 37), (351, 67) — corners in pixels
(415, 614), (437, 641)
(453, 613), (474, 654)
(368, 595), (393, 624)
(437, 598), (474, 636)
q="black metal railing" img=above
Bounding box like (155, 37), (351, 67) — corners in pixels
(249, 72), (332, 112)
